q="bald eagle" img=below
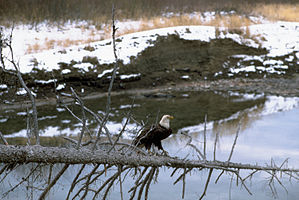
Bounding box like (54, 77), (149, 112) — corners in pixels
(133, 115), (174, 155)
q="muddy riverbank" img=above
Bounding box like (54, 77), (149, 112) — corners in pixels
(1, 77), (299, 111)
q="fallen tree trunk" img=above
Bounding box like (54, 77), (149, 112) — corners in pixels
(1, 145), (298, 173)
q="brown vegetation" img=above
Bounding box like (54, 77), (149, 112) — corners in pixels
(10, 0), (296, 53)
(0, 0), (298, 26)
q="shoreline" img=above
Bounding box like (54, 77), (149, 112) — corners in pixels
(1, 77), (299, 111)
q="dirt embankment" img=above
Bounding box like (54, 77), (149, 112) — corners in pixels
(1, 34), (299, 109)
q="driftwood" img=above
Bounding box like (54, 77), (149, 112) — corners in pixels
(1, 145), (298, 173)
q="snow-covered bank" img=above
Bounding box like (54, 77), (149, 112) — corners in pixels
(1, 19), (299, 76)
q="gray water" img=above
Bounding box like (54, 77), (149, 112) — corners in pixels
(0, 91), (299, 199)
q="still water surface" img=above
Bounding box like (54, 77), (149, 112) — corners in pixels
(0, 91), (299, 199)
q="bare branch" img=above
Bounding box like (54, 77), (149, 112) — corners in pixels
(70, 87), (87, 149)
(108, 112), (131, 153)
(3, 164), (41, 197)
(181, 132), (204, 160)
(229, 173), (233, 200)
(1, 29), (40, 144)
(118, 165), (124, 200)
(182, 168), (186, 199)
(0, 131), (8, 145)
(173, 168), (193, 185)
(38, 164), (69, 200)
(215, 170), (225, 184)
(144, 167), (156, 200)
(93, 5), (119, 150)
(227, 121), (241, 163)
(199, 168), (213, 200)
(129, 167), (149, 199)
(233, 171), (252, 195)
(213, 131), (219, 161)
(243, 170), (259, 181)
(80, 164), (101, 200)
(137, 167), (155, 200)
(47, 164), (53, 184)
(203, 114), (207, 160)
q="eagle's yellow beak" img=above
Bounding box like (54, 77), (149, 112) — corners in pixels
(169, 115), (174, 120)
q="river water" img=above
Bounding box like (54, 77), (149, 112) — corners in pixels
(1, 91), (299, 199)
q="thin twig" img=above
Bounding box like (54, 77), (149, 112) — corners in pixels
(229, 173), (233, 200)
(70, 87), (87, 149)
(199, 168), (213, 200)
(66, 164), (86, 200)
(203, 114), (207, 160)
(92, 166), (129, 200)
(144, 167), (156, 200)
(38, 164), (69, 200)
(3, 164), (41, 197)
(47, 164), (53, 184)
(26, 107), (31, 145)
(243, 170), (259, 181)
(137, 167), (154, 200)
(174, 168), (192, 185)
(108, 113), (131, 153)
(227, 121), (241, 163)
(213, 131), (219, 161)
(1, 28), (39, 144)
(233, 171), (252, 195)
(0, 131), (8, 145)
(0, 164), (9, 176)
(118, 165), (124, 200)
(93, 5), (119, 150)
(79, 164), (101, 200)
(182, 168), (186, 199)
(215, 170), (225, 184)
(129, 167), (149, 200)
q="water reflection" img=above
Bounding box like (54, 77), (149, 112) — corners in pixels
(1, 91), (269, 138)
(1, 105), (299, 199)
(1, 91), (299, 199)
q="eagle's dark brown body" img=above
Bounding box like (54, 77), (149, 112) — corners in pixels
(133, 124), (172, 151)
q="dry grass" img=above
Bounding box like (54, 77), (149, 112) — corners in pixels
(24, 2), (298, 54)
(207, 15), (254, 28)
(1, 0), (298, 27)
(25, 13), (259, 54)
(254, 3), (299, 22)
(26, 38), (100, 54)
(118, 13), (255, 37)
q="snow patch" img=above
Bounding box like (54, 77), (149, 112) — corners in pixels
(120, 73), (141, 80)
(0, 118), (8, 123)
(0, 84), (8, 89)
(73, 62), (94, 72)
(97, 68), (114, 78)
(35, 79), (57, 84)
(181, 75), (190, 80)
(56, 83), (66, 91)
(119, 104), (140, 109)
(230, 65), (256, 73)
(61, 69), (71, 74)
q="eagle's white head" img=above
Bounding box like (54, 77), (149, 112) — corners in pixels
(159, 115), (174, 129)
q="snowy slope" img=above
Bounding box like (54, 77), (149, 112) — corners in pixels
(2, 21), (299, 75)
